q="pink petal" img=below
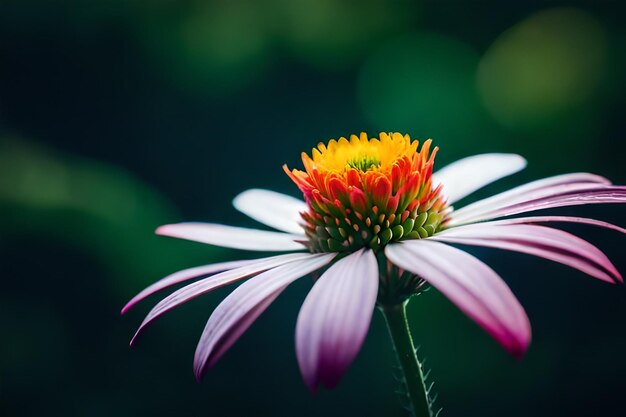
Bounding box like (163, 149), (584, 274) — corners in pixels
(432, 153), (527, 204)
(232, 189), (307, 234)
(449, 173), (616, 225)
(130, 253), (318, 345)
(453, 186), (626, 225)
(385, 240), (531, 358)
(468, 216), (626, 235)
(121, 259), (256, 314)
(296, 249), (379, 391)
(434, 224), (622, 283)
(156, 223), (306, 252)
(193, 253), (335, 380)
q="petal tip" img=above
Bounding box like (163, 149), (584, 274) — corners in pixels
(121, 299), (137, 315)
(231, 188), (256, 208)
(129, 323), (150, 347)
(513, 154), (528, 167)
(155, 224), (172, 236)
(194, 368), (205, 383)
(508, 329), (531, 361)
(194, 355), (215, 383)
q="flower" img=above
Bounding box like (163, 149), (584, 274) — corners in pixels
(124, 132), (626, 391)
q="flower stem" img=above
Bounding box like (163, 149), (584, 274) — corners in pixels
(381, 302), (432, 417)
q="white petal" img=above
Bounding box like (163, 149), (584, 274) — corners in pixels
(233, 189), (307, 234)
(432, 154), (527, 204)
(130, 253), (317, 345)
(156, 223), (306, 251)
(193, 253), (336, 379)
(121, 259), (256, 314)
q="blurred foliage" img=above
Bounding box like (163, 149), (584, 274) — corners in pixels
(274, 0), (417, 70)
(0, 137), (224, 296)
(136, 0), (273, 94)
(477, 8), (608, 130)
(134, 0), (417, 94)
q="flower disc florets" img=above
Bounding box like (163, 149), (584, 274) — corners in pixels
(284, 132), (448, 254)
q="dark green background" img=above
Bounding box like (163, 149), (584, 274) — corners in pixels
(1, 1), (625, 416)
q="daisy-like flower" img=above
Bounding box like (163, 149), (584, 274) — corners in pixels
(124, 132), (625, 415)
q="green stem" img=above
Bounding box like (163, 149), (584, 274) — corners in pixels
(381, 302), (432, 417)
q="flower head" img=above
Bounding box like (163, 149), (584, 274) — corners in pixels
(124, 132), (626, 392)
(284, 132), (446, 253)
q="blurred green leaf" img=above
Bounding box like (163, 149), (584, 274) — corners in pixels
(0, 137), (225, 297)
(477, 8), (608, 130)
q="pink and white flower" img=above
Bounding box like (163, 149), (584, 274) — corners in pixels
(124, 132), (625, 392)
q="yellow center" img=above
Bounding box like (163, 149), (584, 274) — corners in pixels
(284, 132), (448, 256)
(307, 132), (419, 173)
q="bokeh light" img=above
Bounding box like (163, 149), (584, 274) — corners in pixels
(136, 1), (272, 94)
(135, 0), (417, 94)
(477, 8), (608, 130)
(276, 0), (416, 70)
